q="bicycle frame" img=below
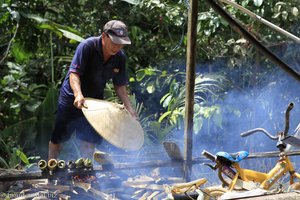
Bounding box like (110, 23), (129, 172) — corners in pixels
(228, 152), (300, 190)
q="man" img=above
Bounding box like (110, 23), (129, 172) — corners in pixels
(48, 20), (137, 159)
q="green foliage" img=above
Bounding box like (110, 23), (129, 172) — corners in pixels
(11, 42), (32, 63)
(159, 73), (228, 133)
(0, 87), (58, 158)
(0, 62), (48, 127)
(0, 117), (37, 147)
(133, 60), (228, 140)
(0, 137), (29, 168)
(146, 121), (175, 143)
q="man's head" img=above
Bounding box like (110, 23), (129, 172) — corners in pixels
(103, 20), (131, 45)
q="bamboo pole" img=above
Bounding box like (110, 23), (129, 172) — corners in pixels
(184, 0), (198, 182)
(1, 150), (300, 182)
(219, 0), (300, 43)
(204, 0), (300, 82)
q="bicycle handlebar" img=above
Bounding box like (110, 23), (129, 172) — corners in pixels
(240, 102), (294, 141)
(240, 128), (278, 140)
(202, 150), (216, 162)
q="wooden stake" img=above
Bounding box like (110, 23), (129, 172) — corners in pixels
(184, 0), (198, 182)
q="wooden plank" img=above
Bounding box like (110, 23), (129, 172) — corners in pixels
(233, 192), (300, 200)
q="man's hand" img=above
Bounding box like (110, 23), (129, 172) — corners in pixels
(73, 93), (87, 109)
(125, 105), (138, 120)
(114, 85), (138, 120)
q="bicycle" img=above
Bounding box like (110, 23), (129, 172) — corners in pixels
(202, 102), (300, 193)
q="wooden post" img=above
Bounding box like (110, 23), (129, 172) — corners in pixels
(184, 0), (198, 181)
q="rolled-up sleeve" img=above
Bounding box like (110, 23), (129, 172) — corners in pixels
(70, 42), (90, 75)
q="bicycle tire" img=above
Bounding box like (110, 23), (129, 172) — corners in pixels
(203, 186), (227, 200)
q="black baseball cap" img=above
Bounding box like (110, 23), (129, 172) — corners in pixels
(103, 20), (131, 45)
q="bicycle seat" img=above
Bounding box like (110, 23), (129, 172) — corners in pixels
(216, 151), (249, 165)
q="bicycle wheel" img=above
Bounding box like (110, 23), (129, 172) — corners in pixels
(203, 186), (227, 200)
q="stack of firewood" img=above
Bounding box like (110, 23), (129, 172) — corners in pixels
(0, 167), (194, 200)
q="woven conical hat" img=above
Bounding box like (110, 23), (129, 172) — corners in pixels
(82, 98), (144, 150)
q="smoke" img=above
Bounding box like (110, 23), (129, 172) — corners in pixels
(54, 43), (300, 194)
(159, 44), (300, 162)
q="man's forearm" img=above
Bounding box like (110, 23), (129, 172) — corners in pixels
(70, 72), (82, 97)
(70, 72), (86, 109)
(114, 85), (131, 108)
(114, 85), (137, 118)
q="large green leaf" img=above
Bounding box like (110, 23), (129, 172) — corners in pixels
(158, 111), (172, 123)
(35, 87), (59, 117)
(58, 28), (84, 42)
(21, 13), (84, 42)
(121, 0), (140, 5)
(35, 87), (59, 157)
(16, 149), (29, 165)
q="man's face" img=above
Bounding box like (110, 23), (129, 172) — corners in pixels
(102, 32), (124, 56)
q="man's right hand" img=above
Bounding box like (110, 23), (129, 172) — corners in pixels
(73, 94), (87, 109)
